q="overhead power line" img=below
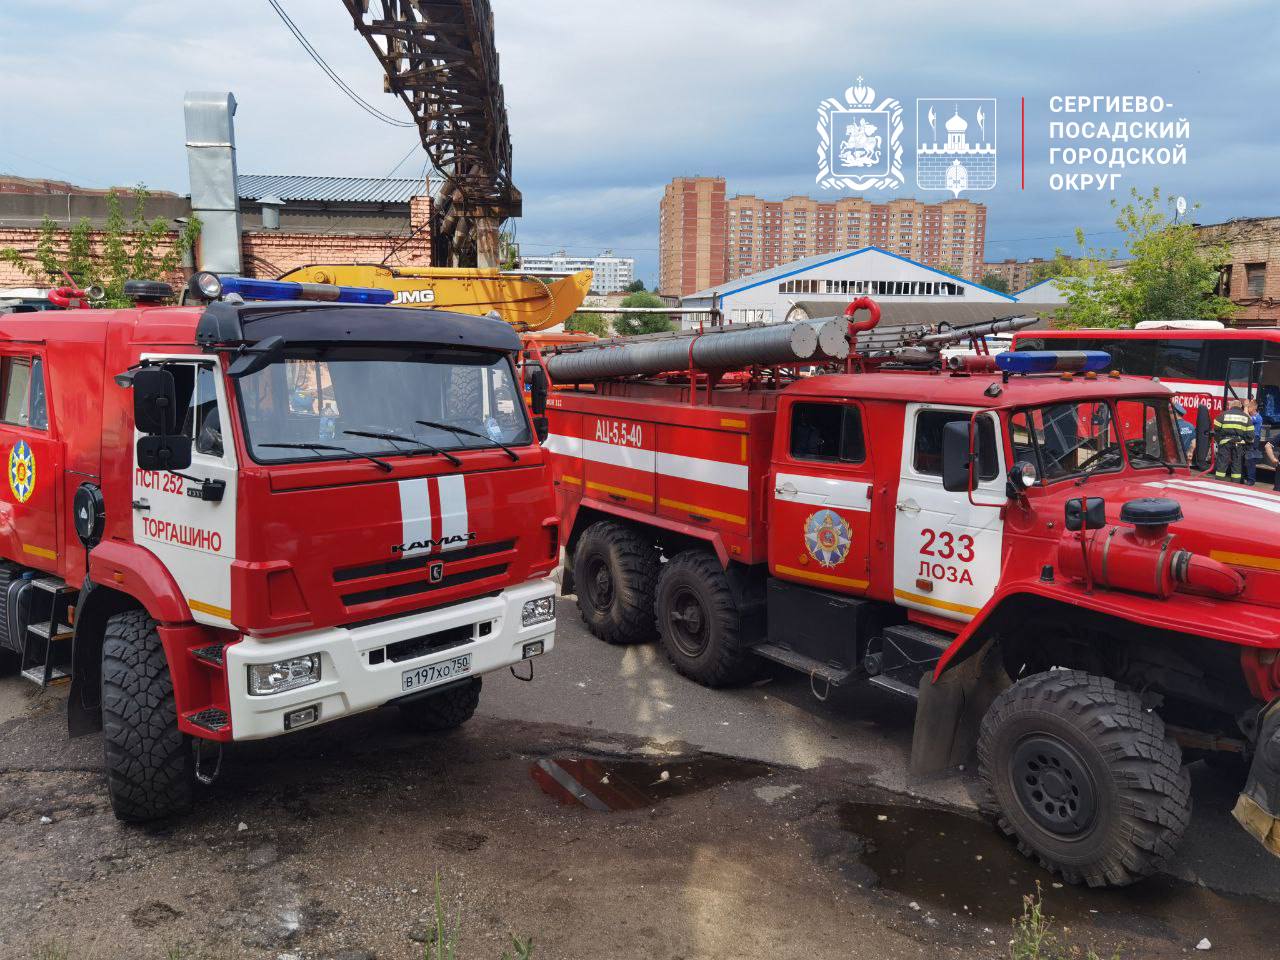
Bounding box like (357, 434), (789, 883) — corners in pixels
(265, 0), (416, 129)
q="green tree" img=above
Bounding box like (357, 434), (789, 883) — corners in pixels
(1, 187), (200, 307)
(1027, 259), (1062, 285)
(623, 279), (647, 293)
(612, 291), (672, 337)
(566, 310), (609, 336)
(980, 272), (1010, 293)
(1052, 186), (1234, 329)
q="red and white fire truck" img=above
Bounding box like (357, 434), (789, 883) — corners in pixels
(538, 300), (1280, 886)
(0, 274), (558, 820)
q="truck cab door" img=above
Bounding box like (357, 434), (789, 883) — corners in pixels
(768, 398), (872, 593)
(892, 404), (1005, 623)
(131, 358), (238, 627)
(0, 352), (62, 571)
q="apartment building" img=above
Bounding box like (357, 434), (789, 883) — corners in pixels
(658, 176), (727, 297)
(519, 249), (636, 294)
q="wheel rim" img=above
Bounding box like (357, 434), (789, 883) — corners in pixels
(585, 555), (615, 612)
(1011, 735), (1098, 837)
(666, 586), (709, 658)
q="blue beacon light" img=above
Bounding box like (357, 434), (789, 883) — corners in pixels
(191, 272), (395, 305)
(995, 350), (1112, 375)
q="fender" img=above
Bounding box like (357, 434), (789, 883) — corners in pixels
(571, 495), (730, 566)
(933, 577), (1280, 681)
(87, 539), (194, 625)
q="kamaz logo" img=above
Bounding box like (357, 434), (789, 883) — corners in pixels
(392, 532), (475, 554)
(392, 289), (436, 305)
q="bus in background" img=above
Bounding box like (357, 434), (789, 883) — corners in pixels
(1014, 322), (1280, 432)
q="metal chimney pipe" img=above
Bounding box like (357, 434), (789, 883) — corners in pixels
(184, 91), (243, 273)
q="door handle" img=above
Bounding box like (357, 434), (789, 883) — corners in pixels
(775, 481), (797, 496)
(895, 499), (920, 515)
(132, 498), (150, 512)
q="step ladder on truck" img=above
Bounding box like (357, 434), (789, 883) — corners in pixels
(0, 273), (560, 820)
(535, 297), (1280, 886)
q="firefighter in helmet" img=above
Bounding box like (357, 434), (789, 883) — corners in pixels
(1213, 398), (1253, 482)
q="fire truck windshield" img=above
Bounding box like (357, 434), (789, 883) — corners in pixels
(1009, 396), (1186, 485)
(236, 345), (531, 465)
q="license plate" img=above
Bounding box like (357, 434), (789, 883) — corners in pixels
(401, 653), (472, 693)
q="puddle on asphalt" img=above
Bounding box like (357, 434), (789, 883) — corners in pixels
(531, 755), (770, 811)
(838, 800), (1280, 945)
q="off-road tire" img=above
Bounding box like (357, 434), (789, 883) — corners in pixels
(101, 609), (193, 822)
(655, 551), (758, 687)
(572, 521), (659, 645)
(398, 677), (481, 733)
(977, 669), (1190, 887)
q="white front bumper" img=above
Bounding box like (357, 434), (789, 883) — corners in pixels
(225, 578), (556, 740)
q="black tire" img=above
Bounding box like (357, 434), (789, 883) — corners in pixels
(977, 669), (1190, 887)
(655, 551), (757, 687)
(398, 677), (481, 733)
(101, 609), (193, 822)
(0, 645), (19, 677)
(572, 521), (659, 645)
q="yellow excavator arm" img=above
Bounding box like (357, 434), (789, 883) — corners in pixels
(277, 263), (591, 332)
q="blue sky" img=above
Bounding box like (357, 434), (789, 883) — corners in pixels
(1, 1), (1276, 286)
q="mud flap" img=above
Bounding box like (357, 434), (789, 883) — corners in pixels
(1234, 699), (1280, 857)
(910, 638), (1009, 777)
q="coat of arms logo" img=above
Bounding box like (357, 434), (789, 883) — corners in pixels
(817, 77), (903, 191)
(803, 509), (853, 568)
(916, 98), (997, 197)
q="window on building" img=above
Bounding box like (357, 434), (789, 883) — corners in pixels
(1246, 263), (1267, 298)
(789, 402), (865, 463)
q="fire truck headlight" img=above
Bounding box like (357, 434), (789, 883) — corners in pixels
(189, 271), (223, 301)
(247, 654), (322, 696)
(521, 596), (555, 627)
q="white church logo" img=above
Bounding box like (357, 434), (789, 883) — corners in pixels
(817, 77), (903, 191)
(916, 98), (997, 197)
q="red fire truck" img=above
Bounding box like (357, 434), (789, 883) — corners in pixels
(540, 301), (1280, 886)
(0, 275), (558, 820)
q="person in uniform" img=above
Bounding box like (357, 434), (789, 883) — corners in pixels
(1245, 399), (1264, 485)
(1213, 398), (1253, 483)
(1264, 429), (1280, 492)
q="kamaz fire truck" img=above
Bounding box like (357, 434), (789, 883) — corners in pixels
(0, 274), (558, 820)
(538, 299), (1280, 887)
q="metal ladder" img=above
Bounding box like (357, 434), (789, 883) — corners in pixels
(20, 578), (76, 687)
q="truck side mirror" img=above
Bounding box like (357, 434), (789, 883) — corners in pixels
(1064, 496), (1106, 532)
(132, 367), (179, 435)
(533, 415), (549, 443)
(528, 366), (549, 416)
(942, 419), (976, 492)
(136, 435), (193, 472)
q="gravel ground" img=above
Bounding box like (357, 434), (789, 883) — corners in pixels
(2, 607), (1279, 960)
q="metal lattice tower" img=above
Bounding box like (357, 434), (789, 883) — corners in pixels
(342, 0), (520, 267)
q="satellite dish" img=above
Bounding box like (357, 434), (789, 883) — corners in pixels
(1175, 196), (1188, 216)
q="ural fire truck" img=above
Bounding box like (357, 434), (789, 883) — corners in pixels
(539, 299), (1280, 887)
(0, 274), (558, 820)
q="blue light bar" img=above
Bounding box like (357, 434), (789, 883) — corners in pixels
(214, 275), (394, 305)
(996, 350), (1111, 375)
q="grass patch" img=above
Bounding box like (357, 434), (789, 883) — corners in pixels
(1010, 883), (1118, 960)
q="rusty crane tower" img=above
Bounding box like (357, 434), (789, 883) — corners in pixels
(341, 0), (520, 267)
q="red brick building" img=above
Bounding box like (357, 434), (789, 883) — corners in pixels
(0, 174), (433, 289)
(1197, 216), (1280, 325)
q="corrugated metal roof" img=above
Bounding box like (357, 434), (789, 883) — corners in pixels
(237, 174), (439, 204)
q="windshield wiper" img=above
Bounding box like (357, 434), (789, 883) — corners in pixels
(258, 441), (392, 472)
(342, 429), (462, 467)
(1129, 451), (1178, 474)
(416, 419), (520, 461)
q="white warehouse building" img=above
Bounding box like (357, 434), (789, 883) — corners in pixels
(519, 249), (636, 294)
(679, 246), (1020, 329)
